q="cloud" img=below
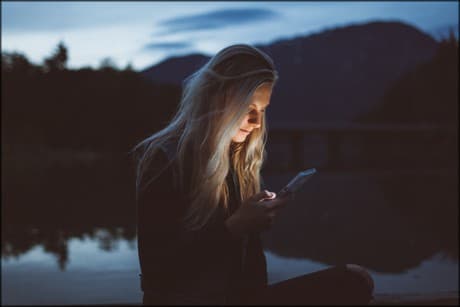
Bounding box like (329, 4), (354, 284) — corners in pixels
(156, 8), (279, 35)
(143, 41), (193, 51)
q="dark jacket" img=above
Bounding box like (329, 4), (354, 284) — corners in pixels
(136, 140), (267, 304)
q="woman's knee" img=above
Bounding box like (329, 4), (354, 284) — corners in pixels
(345, 263), (374, 297)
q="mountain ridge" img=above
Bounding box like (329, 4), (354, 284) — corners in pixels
(141, 21), (439, 124)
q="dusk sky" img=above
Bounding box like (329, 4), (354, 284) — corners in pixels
(2, 1), (458, 71)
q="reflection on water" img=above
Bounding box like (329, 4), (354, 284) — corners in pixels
(2, 226), (136, 271)
(265, 250), (458, 295)
(2, 237), (457, 305)
(261, 170), (458, 272)
(1, 156), (458, 304)
(2, 236), (141, 305)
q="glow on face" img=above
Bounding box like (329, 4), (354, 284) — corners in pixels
(232, 83), (272, 143)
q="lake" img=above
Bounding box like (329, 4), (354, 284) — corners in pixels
(1, 155), (458, 305)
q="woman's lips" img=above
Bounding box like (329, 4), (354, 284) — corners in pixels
(240, 129), (251, 134)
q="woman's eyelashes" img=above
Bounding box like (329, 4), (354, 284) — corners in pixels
(248, 108), (266, 114)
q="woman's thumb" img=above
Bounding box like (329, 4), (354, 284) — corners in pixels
(251, 190), (274, 202)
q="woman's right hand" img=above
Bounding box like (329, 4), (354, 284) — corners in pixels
(225, 190), (288, 237)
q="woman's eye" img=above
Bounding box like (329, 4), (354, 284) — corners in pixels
(248, 109), (265, 114)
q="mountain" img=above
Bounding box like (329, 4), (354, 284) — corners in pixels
(140, 21), (439, 125)
(357, 35), (458, 124)
(141, 54), (209, 85)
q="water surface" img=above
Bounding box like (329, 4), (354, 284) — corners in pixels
(2, 158), (458, 304)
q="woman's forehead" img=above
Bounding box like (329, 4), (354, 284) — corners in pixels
(251, 84), (272, 107)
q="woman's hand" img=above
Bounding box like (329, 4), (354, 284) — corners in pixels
(225, 190), (289, 237)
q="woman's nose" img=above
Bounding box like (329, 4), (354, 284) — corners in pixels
(249, 113), (261, 128)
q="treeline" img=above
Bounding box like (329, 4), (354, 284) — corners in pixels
(2, 42), (182, 153)
(357, 33), (458, 124)
(2, 35), (458, 154)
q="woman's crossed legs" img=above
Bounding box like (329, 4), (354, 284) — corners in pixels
(241, 264), (374, 305)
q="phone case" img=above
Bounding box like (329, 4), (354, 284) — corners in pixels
(278, 168), (316, 198)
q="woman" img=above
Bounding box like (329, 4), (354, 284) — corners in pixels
(131, 44), (374, 305)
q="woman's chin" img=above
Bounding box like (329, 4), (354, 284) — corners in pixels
(232, 134), (247, 143)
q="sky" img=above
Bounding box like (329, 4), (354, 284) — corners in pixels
(1, 1), (458, 71)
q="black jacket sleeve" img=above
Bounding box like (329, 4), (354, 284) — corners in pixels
(136, 147), (240, 292)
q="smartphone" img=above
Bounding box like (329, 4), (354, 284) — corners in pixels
(277, 168), (317, 198)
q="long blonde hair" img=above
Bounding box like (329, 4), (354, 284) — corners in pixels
(131, 44), (278, 230)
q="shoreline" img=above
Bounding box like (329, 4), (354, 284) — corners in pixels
(371, 291), (459, 305)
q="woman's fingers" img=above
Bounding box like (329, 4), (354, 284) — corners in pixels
(263, 197), (288, 211)
(238, 190), (289, 232)
(250, 190), (275, 202)
(264, 191), (276, 200)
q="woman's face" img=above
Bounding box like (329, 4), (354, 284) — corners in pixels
(232, 83), (272, 143)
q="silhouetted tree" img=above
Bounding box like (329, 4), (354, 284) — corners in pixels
(1, 51), (41, 76)
(43, 41), (68, 72)
(2, 43), (181, 152)
(99, 57), (118, 71)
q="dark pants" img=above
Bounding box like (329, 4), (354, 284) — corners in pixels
(143, 264), (374, 305)
(238, 264), (374, 305)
